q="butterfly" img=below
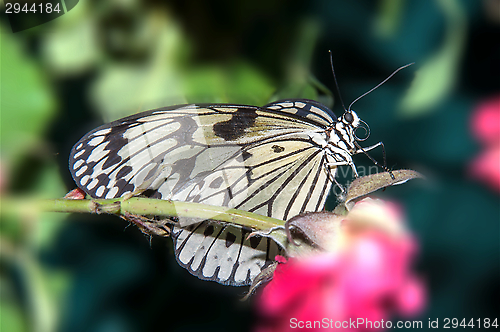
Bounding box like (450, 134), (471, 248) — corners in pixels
(68, 97), (390, 286)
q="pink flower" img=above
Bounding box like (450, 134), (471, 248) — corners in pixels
(255, 198), (426, 332)
(469, 95), (500, 191)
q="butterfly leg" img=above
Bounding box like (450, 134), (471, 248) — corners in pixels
(324, 160), (358, 194)
(358, 141), (387, 167)
(121, 212), (172, 239)
(332, 175), (345, 194)
(321, 163), (342, 193)
(354, 141), (395, 179)
(326, 160), (359, 178)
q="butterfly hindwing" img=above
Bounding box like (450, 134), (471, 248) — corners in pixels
(172, 221), (281, 285)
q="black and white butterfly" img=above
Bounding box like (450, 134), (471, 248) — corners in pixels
(69, 97), (389, 286)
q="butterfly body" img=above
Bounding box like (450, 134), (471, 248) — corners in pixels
(69, 99), (369, 285)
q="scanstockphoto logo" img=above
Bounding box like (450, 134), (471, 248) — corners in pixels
(5, 0), (79, 32)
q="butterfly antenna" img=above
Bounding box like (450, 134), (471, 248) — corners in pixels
(348, 63), (414, 112)
(329, 50), (347, 112)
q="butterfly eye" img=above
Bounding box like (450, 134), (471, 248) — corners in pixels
(344, 112), (354, 124)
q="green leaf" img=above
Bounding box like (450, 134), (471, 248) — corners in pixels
(41, 0), (101, 76)
(224, 62), (275, 105)
(0, 300), (27, 332)
(91, 63), (186, 121)
(399, 0), (466, 117)
(374, 0), (405, 38)
(0, 26), (57, 166)
(90, 16), (187, 121)
(184, 61), (275, 105)
(183, 66), (228, 103)
(271, 19), (327, 102)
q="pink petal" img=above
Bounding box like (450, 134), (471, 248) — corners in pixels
(396, 276), (427, 316)
(471, 95), (500, 145)
(469, 147), (500, 191)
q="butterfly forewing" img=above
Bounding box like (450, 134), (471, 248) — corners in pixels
(69, 100), (338, 286)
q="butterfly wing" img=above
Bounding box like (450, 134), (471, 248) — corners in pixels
(69, 100), (337, 285)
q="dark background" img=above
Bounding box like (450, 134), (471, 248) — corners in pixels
(1, 0), (499, 331)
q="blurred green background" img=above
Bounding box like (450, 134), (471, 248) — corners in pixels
(1, 0), (498, 331)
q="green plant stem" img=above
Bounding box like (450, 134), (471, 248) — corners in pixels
(3, 197), (285, 230)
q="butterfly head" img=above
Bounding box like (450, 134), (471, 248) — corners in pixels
(345, 109), (370, 136)
(331, 109), (370, 152)
(341, 110), (360, 127)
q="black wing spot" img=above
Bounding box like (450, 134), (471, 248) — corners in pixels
(113, 179), (135, 197)
(249, 235), (262, 249)
(242, 151), (253, 161)
(102, 154), (121, 170)
(142, 189), (157, 197)
(271, 145), (285, 153)
(116, 166), (133, 179)
(225, 232), (237, 248)
(213, 107), (257, 141)
(96, 174), (111, 188)
(204, 225), (215, 237)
